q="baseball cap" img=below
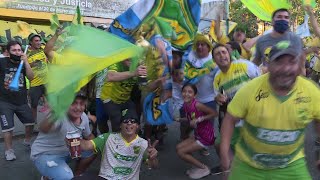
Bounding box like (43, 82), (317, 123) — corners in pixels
(28, 33), (41, 42)
(120, 109), (139, 124)
(192, 33), (213, 52)
(74, 91), (87, 100)
(268, 40), (301, 62)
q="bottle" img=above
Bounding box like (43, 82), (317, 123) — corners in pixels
(218, 86), (227, 130)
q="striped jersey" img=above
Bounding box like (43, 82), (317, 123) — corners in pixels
(213, 59), (260, 99)
(91, 133), (148, 180)
(228, 74), (320, 169)
(100, 63), (137, 104)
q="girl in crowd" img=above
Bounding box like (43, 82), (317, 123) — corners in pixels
(176, 84), (217, 179)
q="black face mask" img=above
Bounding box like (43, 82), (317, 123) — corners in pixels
(9, 53), (21, 62)
(273, 20), (289, 34)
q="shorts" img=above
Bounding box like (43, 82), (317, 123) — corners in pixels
(103, 100), (137, 132)
(29, 85), (46, 108)
(0, 101), (34, 132)
(96, 98), (108, 124)
(196, 140), (210, 149)
(229, 157), (311, 180)
(32, 150), (94, 180)
(215, 127), (240, 150)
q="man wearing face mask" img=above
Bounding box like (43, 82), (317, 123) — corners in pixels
(0, 40), (34, 161)
(252, 9), (303, 69)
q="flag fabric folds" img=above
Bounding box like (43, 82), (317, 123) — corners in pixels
(143, 90), (173, 125)
(240, 0), (292, 22)
(302, 0), (316, 8)
(46, 25), (143, 119)
(296, 14), (311, 38)
(109, 0), (201, 50)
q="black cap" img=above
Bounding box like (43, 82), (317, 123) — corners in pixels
(120, 109), (139, 124)
(74, 91), (87, 100)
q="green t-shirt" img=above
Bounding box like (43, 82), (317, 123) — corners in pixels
(100, 63), (137, 104)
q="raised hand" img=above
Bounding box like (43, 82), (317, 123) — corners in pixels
(55, 26), (66, 36)
(147, 139), (159, 160)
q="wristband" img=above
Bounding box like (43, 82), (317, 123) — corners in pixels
(196, 116), (204, 123)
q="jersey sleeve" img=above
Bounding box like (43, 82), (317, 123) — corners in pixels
(213, 72), (221, 97)
(91, 133), (111, 153)
(243, 60), (261, 79)
(108, 63), (119, 72)
(81, 113), (92, 138)
(227, 84), (249, 118)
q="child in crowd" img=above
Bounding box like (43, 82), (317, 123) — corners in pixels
(176, 84), (217, 179)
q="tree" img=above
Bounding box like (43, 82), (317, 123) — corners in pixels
(229, 0), (320, 37)
(229, 0), (259, 38)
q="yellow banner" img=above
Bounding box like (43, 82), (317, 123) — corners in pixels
(0, 20), (54, 45)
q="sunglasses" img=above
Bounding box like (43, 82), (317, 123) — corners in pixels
(122, 119), (138, 124)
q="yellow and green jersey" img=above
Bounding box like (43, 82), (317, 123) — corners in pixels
(100, 63), (137, 104)
(228, 74), (320, 169)
(27, 48), (48, 87)
(214, 60), (260, 98)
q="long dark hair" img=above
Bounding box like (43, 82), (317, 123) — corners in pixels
(182, 83), (198, 95)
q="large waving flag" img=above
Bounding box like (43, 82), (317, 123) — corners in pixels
(240, 0), (292, 21)
(47, 25), (143, 119)
(109, 0), (201, 50)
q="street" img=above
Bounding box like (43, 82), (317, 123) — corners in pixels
(0, 109), (319, 180)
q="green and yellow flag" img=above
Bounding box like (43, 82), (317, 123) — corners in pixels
(241, 0), (292, 21)
(302, 0), (316, 8)
(47, 25), (143, 119)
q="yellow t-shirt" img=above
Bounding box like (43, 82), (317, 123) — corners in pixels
(27, 48), (48, 87)
(213, 60), (260, 98)
(100, 63), (137, 104)
(228, 74), (320, 169)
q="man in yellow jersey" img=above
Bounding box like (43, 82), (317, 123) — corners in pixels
(211, 44), (260, 175)
(100, 59), (146, 132)
(27, 33), (49, 126)
(220, 39), (320, 180)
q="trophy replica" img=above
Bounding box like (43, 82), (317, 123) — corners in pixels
(135, 28), (151, 86)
